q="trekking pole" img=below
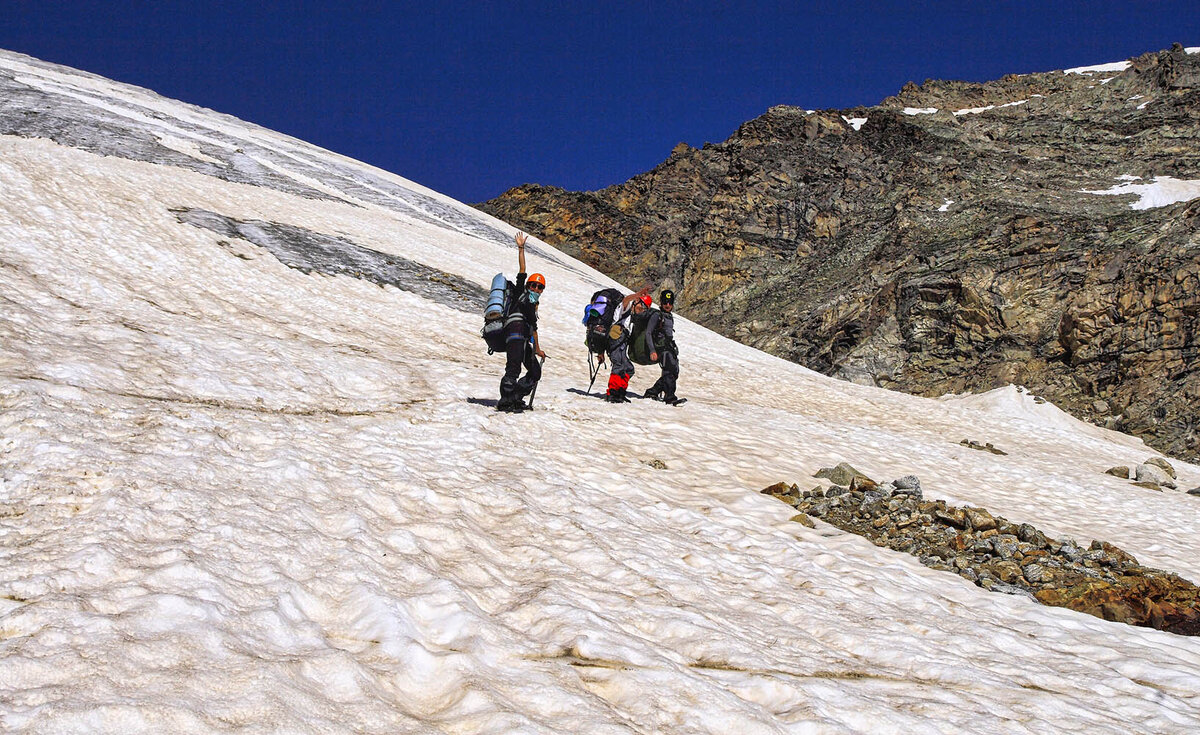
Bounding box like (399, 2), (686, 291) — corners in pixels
(586, 352), (600, 395)
(528, 356), (546, 409)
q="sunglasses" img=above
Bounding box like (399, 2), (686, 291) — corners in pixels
(528, 283), (544, 292)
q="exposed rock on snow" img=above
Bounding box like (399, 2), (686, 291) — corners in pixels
(961, 439), (1008, 455)
(174, 207), (487, 312)
(765, 476), (1200, 634)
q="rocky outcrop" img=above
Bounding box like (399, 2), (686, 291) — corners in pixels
(479, 46), (1200, 460)
(762, 471), (1200, 635)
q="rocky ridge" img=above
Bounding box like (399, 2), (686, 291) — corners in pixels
(763, 463), (1200, 635)
(478, 45), (1200, 460)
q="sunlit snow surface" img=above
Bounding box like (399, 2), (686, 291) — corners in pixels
(1064, 60), (1132, 75)
(1081, 176), (1200, 210)
(3, 50), (1200, 734)
(841, 115), (868, 131)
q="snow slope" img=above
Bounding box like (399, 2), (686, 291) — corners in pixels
(2, 50), (1200, 734)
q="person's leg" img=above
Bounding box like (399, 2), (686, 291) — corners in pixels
(645, 353), (667, 399)
(515, 342), (541, 398)
(606, 339), (634, 401)
(499, 326), (528, 409)
(661, 349), (679, 400)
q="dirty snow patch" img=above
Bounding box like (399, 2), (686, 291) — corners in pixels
(1081, 176), (1200, 210)
(155, 134), (227, 166)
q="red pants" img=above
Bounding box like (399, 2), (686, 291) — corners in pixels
(606, 372), (629, 394)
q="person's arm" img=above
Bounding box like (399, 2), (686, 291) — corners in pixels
(516, 232), (528, 274)
(533, 330), (546, 359)
(620, 285), (653, 311)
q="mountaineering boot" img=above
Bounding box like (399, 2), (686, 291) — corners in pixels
(663, 395), (686, 406)
(605, 388), (630, 404)
(643, 388), (662, 401)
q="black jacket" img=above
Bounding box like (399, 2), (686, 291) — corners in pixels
(646, 309), (675, 352)
(506, 272), (538, 332)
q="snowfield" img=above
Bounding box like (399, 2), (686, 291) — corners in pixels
(2, 50), (1200, 734)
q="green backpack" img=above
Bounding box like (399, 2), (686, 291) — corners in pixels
(628, 309), (657, 365)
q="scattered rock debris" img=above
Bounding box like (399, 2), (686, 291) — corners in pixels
(763, 467), (1200, 635)
(961, 439), (1008, 455)
(1104, 457), (1181, 491)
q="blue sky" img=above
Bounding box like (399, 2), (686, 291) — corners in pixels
(4, 1), (1199, 202)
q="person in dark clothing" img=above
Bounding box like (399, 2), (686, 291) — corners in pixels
(602, 287), (652, 403)
(498, 232), (547, 413)
(642, 289), (681, 404)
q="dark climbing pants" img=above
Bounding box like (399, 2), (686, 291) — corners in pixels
(648, 348), (679, 399)
(500, 324), (540, 401)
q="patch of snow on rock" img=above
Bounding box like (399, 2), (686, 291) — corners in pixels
(1081, 176), (1200, 210)
(903, 107), (938, 115)
(841, 115), (868, 131)
(938, 199), (954, 212)
(953, 100), (1026, 116)
(1065, 60), (1130, 75)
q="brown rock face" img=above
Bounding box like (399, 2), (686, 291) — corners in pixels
(478, 47), (1200, 460)
(1034, 575), (1200, 634)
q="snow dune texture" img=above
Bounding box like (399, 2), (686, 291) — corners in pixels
(2, 50), (1200, 734)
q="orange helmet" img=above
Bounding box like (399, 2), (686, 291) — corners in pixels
(527, 273), (546, 289)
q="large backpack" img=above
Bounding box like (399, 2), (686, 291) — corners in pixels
(582, 288), (624, 354)
(481, 273), (514, 354)
(628, 308), (657, 365)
